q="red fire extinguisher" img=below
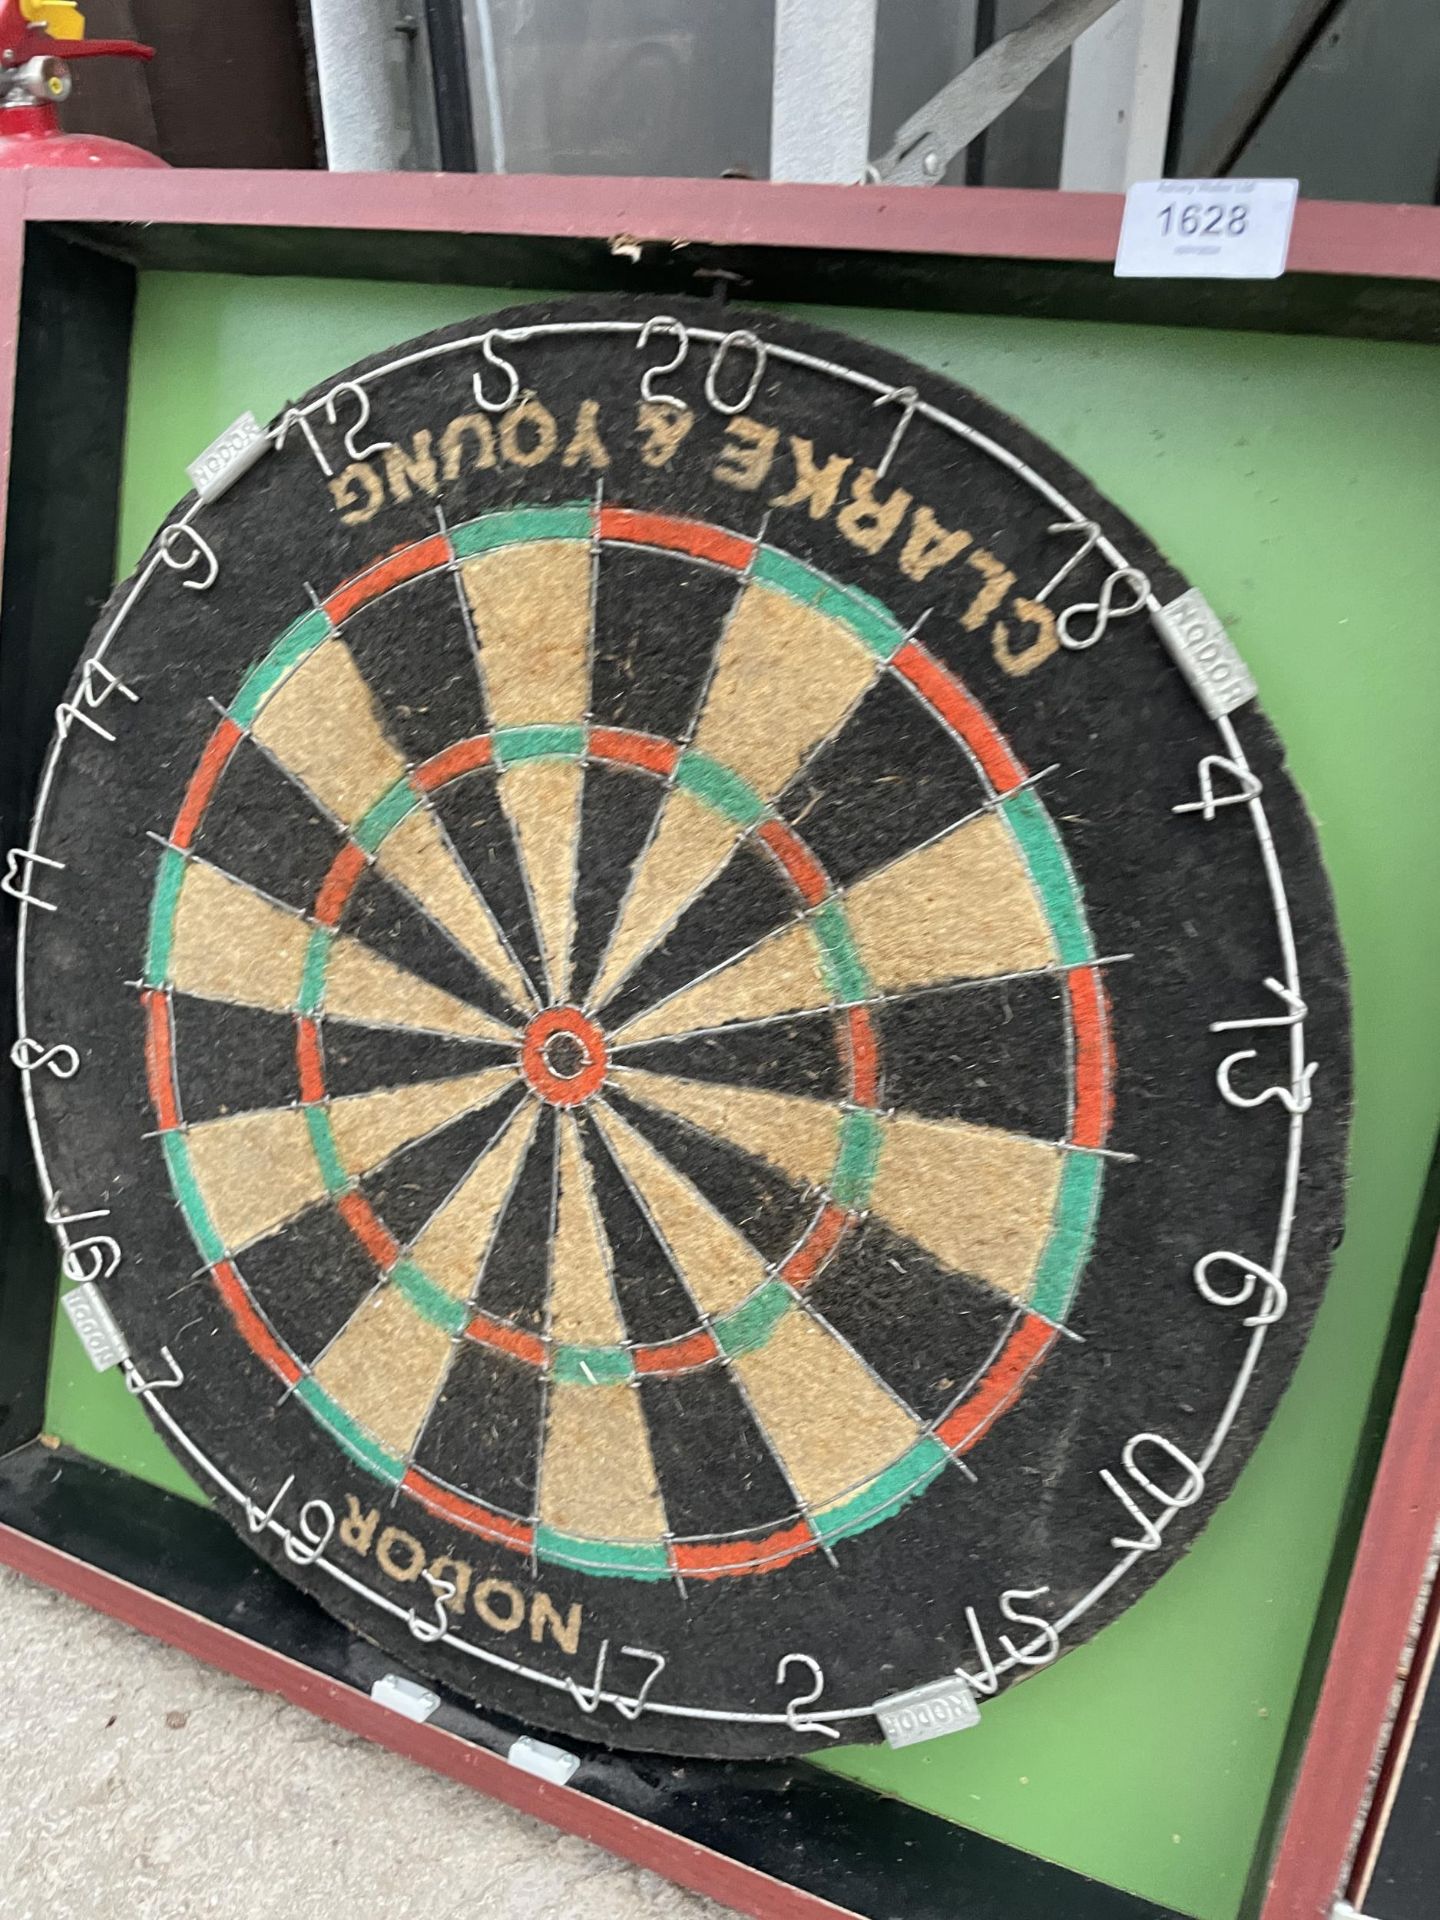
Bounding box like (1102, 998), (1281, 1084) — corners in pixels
(0, 0), (167, 168)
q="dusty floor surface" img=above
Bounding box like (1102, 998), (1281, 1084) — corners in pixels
(0, 1567), (725, 1920)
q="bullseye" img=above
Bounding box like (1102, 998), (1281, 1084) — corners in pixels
(520, 1005), (609, 1105)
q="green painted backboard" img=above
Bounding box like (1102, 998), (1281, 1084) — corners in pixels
(42, 270), (1440, 1919)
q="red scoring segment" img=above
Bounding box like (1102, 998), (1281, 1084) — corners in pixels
(755, 818), (829, 907)
(936, 1312), (1058, 1453)
(520, 1005), (611, 1106)
(597, 506), (756, 574)
(892, 640), (1026, 795)
(323, 535), (451, 626)
(170, 718), (241, 851)
(1067, 965), (1114, 1150)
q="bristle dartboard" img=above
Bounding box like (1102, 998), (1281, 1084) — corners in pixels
(13, 297), (1350, 1758)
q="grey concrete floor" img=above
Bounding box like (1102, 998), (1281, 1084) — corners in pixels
(0, 1567), (725, 1920)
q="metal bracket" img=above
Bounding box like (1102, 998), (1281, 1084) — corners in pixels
(188, 411), (267, 503)
(507, 1734), (581, 1786)
(870, 0), (1124, 185)
(60, 1282), (126, 1374)
(1151, 588), (1257, 719)
(877, 1673), (981, 1747)
(369, 1672), (440, 1723)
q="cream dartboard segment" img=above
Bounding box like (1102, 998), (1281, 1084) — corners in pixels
(13, 296), (1350, 1759)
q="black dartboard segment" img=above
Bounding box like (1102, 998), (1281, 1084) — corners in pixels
(14, 297), (1351, 1758)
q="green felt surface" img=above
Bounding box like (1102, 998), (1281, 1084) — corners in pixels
(44, 271), (1440, 1920)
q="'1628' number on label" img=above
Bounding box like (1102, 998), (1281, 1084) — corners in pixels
(1158, 203), (1249, 238)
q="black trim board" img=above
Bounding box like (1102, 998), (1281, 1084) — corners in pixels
(40, 216), (1440, 345)
(0, 230), (136, 1456)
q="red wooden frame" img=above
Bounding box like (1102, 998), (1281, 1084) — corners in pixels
(3, 170), (1438, 279)
(1261, 1227), (1440, 1920)
(2, 166), (1438, 1920)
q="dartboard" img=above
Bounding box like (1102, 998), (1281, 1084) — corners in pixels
(12, 297), (1350, 1758)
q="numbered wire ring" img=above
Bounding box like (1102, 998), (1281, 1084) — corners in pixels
(705, 330), (767, 415)
(636, 314), (691, 410)
(1193, 1251), (1289, 1328)
(472, 330), (523, 412)
(323, 380), (392, 464)
(1056, 566), (1150, 650)
(9, 1036), (80, 1079)
(158, 522), (219, 591)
